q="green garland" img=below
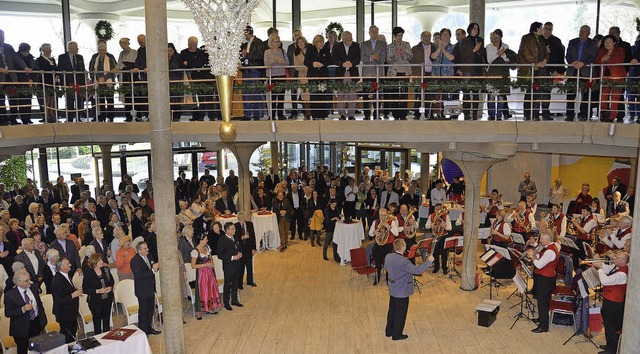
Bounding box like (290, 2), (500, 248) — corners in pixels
(95, 20), (114, 41)
(0, 78), (631, 98)
(325, 22), (344, 40)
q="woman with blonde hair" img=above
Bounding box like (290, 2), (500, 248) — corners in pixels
(264, 34), (290, 120)
(115, 235), (135, 280)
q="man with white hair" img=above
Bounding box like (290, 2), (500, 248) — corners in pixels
(525, 231), (559, 333)
(116, 37), (138, 122)
(180, 36), (218, 121)
(607, 191), (630, 218)
(601, 215), (633, 251)
(43, 249), (59, 293)
(57, 41), (86, 122)
(15, 237), (44, 286)
(4, 269), (47, 354)
(49, 226), (81, 276)
(88, 40), (118, 122)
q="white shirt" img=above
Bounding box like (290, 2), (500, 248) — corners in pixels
(24, 250), (39, 271)
(533, 244), (557, 269)
(425, 213), (452, 231)
(291, 191), (300, 209)
(430, 187), (446, 205)
(603, 228), (631, 249)
(598, 264), (628, 286)
(368, 217), (399, 237)
(485, 42), (510, 65)
(345, 185), (358, 202)
(47, 262), (57, 276)
(19, 287), (39, 317)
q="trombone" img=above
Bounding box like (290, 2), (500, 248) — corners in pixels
(579, 258), (614, 265)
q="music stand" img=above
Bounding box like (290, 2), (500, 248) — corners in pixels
(563, 279), (598, 348)
(509, 271), (534, 329)
(407, 245), (424, 293)
(443, 236), (463, 282)
(480, 248), (503, 299)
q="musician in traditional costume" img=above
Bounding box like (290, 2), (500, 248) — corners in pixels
(369, 208), (399, 285)
(396, 204), (417, 260)
(525, 231), (559, 333)
(593, 251), (629, 354)
(548, 203), (566, 239)
(483, 189), (503, 227)
(601, 215), (632, 251)
(506, 201), (536, 235)
(425, 203), (452, 274)
(571, 205), (598, 268)
(525, 194), (538, 216)
(489, 210), (511, 248)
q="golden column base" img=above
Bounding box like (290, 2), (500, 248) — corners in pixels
(216, 75), (237, 143)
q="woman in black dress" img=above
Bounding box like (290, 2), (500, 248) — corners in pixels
(82, 253), (115, 334)
(304, 35), (332, 119)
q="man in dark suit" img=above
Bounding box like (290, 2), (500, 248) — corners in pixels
(0, 236), (16, 278)
(253, 187), (272, 210)
(0, 29), (32, 126)
(565, 25), (598, 121)
(225, 169), (239, 197)
(132, 34), (148, 119)
(215, 189), (236, 214)
(265, 168), (280, 195)
(607, 191), (630, 218)
(70, 177), (90, 204)
(49, 225), (82, 277)
(107, 199), (129, 234)
(360, 25), (387, 119)
(622, 187), (635, 216)
(4, 269), (47, 354)
(57, 41), (86, 122)
(540, 22), (566, 120)
(605, 177), (627, 204)
(242, 26), (264, 120)
(52, 176), (69, 204)
(234, 212), (257, 289)
(130, 241), (160, 335)
(384, 239), (433, 341)
(332, 31), (361, 120)
(218, 222), (243, 310)
(15, 238), (44, 287)
(51, 258), (82, 343)
(410, 31), (436, 119)
(89, 227), (110, 263)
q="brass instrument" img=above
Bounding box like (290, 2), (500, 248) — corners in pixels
(580, 258), (614, 265)
(404, 206), (418, 239)
(512, 210), (531, 233)
(431, 205), (449, 238)
(375, 214), (394, 246)
(567, 217), (578, 235)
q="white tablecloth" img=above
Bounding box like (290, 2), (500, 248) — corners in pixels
(333, 221), (365, 265)
(216, 215), (238, 226)
(448, 207), (464, 222)
(251, 212), (280, 251)
(418, 205), (430, 219)
(33, 325), (152, 354)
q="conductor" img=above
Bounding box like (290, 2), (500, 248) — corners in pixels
(384, 238), (433, 340)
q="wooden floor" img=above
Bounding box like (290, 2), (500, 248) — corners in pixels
(147, 238), (602, 354)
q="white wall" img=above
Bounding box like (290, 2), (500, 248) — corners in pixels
(487, 152), (550, 205)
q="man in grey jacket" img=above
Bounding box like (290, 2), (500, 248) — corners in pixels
(360, 26), (387, 120)
(384, 238), (433, 340)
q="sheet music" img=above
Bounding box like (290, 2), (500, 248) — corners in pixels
(480, 249), (497, 262)
(445, 236), (463, 247)
(560, 236), (580, 250)
(581, 267), (602, 289)
(513, 272), (527, 294)
(478, 227), (490, 240)
(487, 245), (511, 260)
(578, 279), (589, 298)
(511, 233), (525, 245)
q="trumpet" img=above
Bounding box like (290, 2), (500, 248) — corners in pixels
(579, 258), (613, 265)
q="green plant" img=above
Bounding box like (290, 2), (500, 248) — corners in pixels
(0, 155), (27, 188)
(325, 22), (344, 40)
(95, 20), (115, 41)
(251, 145), (271, 175)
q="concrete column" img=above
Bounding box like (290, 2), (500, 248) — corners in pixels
(38, 148), (49, 188)
(469, 0), (486, 37)
(270, 141), (279, 175)
(391, 0), (398, 29)
(444, 143), (516, 291)
(144, 0), (184, 352)
(292, 0), (301, 31)
(356, 0), (365, 43)
(218, 149), (225, 178)
(629, 158), (637, 190)
(230, 143), (262, 213)
(620, 147), (640, 352)
(61, 0), (71, 45)
(99, 145), (113, 193)
(419, 152), (430, 199)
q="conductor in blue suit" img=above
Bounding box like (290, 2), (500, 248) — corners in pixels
(384, 238), (433, 340)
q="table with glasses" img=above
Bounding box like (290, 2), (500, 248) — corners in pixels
(333, 220), (365, 265)
(251, 212), (281, 251)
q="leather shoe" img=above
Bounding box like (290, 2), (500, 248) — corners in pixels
(531, 327), (547, 333)
(531, 317), (540, 324)
(599, 345), (608, 350)
(248, 282), (257, 287)
(150, 330), (162, 335)
(385, 333), (392, 338)
(224, 304), (233, 311)
(238, 285), (244, 290)
(392, 334), (409, 341)
(231, 301), (244, 307)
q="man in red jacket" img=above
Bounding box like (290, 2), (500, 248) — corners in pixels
(594, 252), (629, 354)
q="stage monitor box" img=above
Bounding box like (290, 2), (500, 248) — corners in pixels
(476, 299), (501, 328)
(29, 332), (66, 352)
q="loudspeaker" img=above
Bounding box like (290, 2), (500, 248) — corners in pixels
(29, 332), (66, 352)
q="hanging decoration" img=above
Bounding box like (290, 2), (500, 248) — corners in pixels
(325, 22), (344, 40)
(94, 20), (114, 41)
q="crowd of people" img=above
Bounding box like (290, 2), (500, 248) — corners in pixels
(2, 20), (640, 124)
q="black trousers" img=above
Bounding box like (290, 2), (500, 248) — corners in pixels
(89, 299), (113, 334)
(386, 73), (408, 119)
(602, 298), (625, 353)
(361, 78), (378, 118)
(290, 208), (305, 239)
(60, 317), (78, 343)
(432, 236), (449, 270)
(323, 231), (340, 261)
(15, 316), (42, 354)
(223, 264), (239, 305)
(386, 296), (409, 339)
(137, 295), (155, 334)
(238, 255), (254, 285)
(534, 274), (556, 330)
(373, 243), (393, 280)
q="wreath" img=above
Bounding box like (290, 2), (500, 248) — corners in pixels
(325, 22), (344, 40)
(94, 20), (114, 41)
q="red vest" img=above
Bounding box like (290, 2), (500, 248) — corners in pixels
(551, 213), (565, 236)
(396, 215), (406, 238)
(612, 228), (632, 250)
(534, 243), (559, 278)
(512, 211), (531, 233)
(492, 221), (510, 242)
(429, 212), (448, 236)
(374, 219), (395, 245)
(577, 215), (595, 241)
(602, 265), (628, 303)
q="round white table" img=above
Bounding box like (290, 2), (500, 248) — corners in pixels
(333, 220), (365, 265)
(251, 212), (281, 251)
(216, 215), (238, 226)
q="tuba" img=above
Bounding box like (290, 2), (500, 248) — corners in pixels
(375, 214), (394, 246)
(404, 206), (419, 239)
(432, 206), (448, 238)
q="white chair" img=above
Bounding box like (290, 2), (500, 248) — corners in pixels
(109, 268), (120, 315)
(212, 255), (224, 293)
(154, 271), (163, 315)
(39, 282), (46, 295)
(0, 312), (17, 354)
(185, 264), (196, 283)
(39, 294), (60, 333)
(186, 277), (197, 318)
(77, 294), (94, 336)
(113, 279), (138, 325)
(72, 272), (83, 290)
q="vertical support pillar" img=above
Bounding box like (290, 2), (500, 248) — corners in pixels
(371, 2), (375, 26)
(419, 152), (430, 200)
(230, 143), (262, 214)
(191, 152), (199, 179)
(292, 0), (301, 32)
(144, 0), (184, 352)
(469, 0), (486, 37)
(356, 0), (365, 43)
(391, 0), (398, 29)
(218, 149), (225, 178)
(330, 143), (337, 174)
(272, 0), (277, 28)
(61, 0), (72, 46)
(38, 148), (49, 189)
(99, 145), (113, 193)
(629, 158), (637, 190)
(620, 145), (640, 352)
(270, 141), (279, 176)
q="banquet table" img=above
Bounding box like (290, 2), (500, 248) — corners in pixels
(251, 212), (281, 251)
(333, 220), (365, 265)
(32, 325), (152, 354)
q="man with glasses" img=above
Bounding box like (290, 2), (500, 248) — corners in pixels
(4, 269), (47, 354)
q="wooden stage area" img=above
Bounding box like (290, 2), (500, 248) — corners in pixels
(147, 238), (602, 353)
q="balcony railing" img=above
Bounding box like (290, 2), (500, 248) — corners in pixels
(0, 63), (634, 123)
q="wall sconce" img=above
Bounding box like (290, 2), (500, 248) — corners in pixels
(531, 142), (540, 151)
(448, 142), (457, 150)
(608, 123), (616, 137)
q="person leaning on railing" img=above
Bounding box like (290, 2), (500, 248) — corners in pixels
(518, 22), (549, 121)
(386, 26), (413, 120)
(35, 43), (58, 123)
(304, 34), (331, 120)
(565, 25), (598, 122)
(88, 43), (117, 123)
(595, 35), (626, 122)
(458, 22), (486, 120)
(431, 28), (456, 120)
(263, 34), (289, 120)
